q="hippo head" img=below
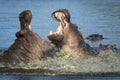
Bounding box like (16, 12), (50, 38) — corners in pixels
(48, 9), (71, 48)
(0, 10), (55, 64)
(16, 10), (33, 38)
(19, 10), (32, 26)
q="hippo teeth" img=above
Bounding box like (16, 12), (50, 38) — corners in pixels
(49, 30), (53, 35)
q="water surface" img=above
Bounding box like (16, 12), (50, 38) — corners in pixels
(0, 75), (120, 80)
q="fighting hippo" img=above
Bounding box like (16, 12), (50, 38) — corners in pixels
(0, 10), (54, 64)
(48, 9), (97, 57)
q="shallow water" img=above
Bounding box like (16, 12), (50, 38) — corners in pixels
(0, 0), (120, 79)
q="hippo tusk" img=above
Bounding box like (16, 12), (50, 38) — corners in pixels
(49, 30), (53, 35)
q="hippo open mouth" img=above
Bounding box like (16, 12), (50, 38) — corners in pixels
(48, 10), (66, 42)
(47, 9), (71, 48)
(0, 10), (55, 64)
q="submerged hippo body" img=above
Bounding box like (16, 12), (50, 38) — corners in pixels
(86, 34), (104, 41)
(99, 44), (117, 51)
(0, 10), (54, 63)
(48, 9), (97, 57)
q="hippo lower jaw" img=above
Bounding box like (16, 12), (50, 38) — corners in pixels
(48, 30), (63, 37)
(48, 30), (64, 41)
(47, 30), (64, 48)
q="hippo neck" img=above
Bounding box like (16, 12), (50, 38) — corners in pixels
(20, 23), (32, 31)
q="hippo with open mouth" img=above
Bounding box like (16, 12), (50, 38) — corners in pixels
(0, 10), (54, 64)
(48, 9), (97, 57)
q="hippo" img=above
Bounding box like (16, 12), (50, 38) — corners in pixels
(0, 10), (54, 64)
(99, 44), (117, 51)
(48, 9), (97, 58)
(86, 34), (104, 41)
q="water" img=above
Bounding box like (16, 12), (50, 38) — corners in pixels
(0, 0), (120, 79)
(0, 75), (120, 80)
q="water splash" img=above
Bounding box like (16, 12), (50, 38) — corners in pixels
(0, 50), (120, 75)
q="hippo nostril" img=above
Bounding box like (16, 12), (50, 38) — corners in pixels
(15, 31), (25, 38)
